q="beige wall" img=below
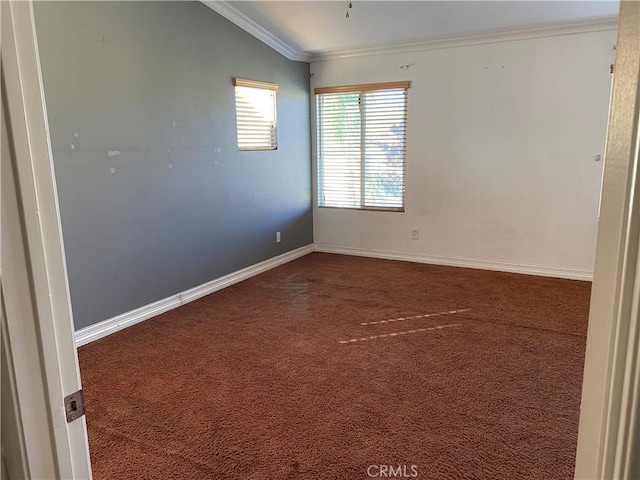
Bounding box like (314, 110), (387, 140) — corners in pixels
(312, 28), (616, 279)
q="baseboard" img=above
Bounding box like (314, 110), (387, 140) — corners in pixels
(313, 244), (593, 281)
(74, 245), (314, 347)
(76, 242), (591, 346)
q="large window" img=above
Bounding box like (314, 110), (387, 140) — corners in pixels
(234, 78), (278, 151)
(315, 81), (409, 211)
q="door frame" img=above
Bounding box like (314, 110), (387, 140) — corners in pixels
(574, 1), (640, 479)
(1, 1), (91, 478)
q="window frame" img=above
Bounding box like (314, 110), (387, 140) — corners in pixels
(234, 78), (278, 151)
(315, 81), (409, 212)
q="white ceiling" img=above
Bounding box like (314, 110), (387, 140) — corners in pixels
(208, 1), (619, 60)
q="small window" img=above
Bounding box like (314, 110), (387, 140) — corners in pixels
(315, 81), (409, 211)
(234, 78), (278, 151)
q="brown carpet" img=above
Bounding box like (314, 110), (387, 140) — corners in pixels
(78, 253), (591, 480)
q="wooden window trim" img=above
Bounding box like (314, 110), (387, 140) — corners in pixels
(234, 78), (279, 91)
(314, 81), (410, 95)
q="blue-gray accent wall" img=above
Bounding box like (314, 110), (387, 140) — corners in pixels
(34, 1), (312, 330)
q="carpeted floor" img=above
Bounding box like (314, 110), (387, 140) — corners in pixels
(78, 253), (591, 480)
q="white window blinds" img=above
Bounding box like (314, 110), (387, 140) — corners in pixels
(316, 82), (409, 211)
(234, 78), (278, 151)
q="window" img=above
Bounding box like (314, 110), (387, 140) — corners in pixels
(234, 78), (278, 151)
(316, 81), (409, 211)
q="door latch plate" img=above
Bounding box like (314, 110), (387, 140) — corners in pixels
(64, 389), (86, 423)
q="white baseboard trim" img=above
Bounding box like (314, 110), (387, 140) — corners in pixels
(313, 244), (593, 281)
(75, 242), (592, 346)
(74, 244), (314, 347)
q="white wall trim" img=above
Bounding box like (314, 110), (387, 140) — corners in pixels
(311, 16), (618, 62)
(76, 242), (593, 347)
(575, 2), (640, 477)
(74, 245), (314, 346)
(198, 3), (617, 64)
(198, 2), (616, 64)
(314, 244), (593, 281)
(200, 1), (312, 62)
(2, 1), (92, 478)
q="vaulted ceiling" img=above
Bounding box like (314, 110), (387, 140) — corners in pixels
(203, 1), (619, 61)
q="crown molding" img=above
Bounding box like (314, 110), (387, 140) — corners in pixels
(200, 0), (312, 62)
(199, 3), (617, 66)
(310, 16), (619, 62)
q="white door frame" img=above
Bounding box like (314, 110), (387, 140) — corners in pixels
(1, 1), (91, 478)
(0, 1), (637, 479)
(575, 1), (640, 479)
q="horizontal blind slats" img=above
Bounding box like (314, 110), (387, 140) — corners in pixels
(235, 85), (277, 150)
(317, 85), (407, 210)
(317, 92), (361, 209)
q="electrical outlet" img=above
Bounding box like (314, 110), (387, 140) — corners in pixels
(411, 228), (419, 240)
(276, 231), (281, 243)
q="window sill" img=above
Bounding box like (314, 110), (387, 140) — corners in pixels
(318, 205), (405, 213)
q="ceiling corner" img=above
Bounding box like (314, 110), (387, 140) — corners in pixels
(200, 1), (311, 63)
